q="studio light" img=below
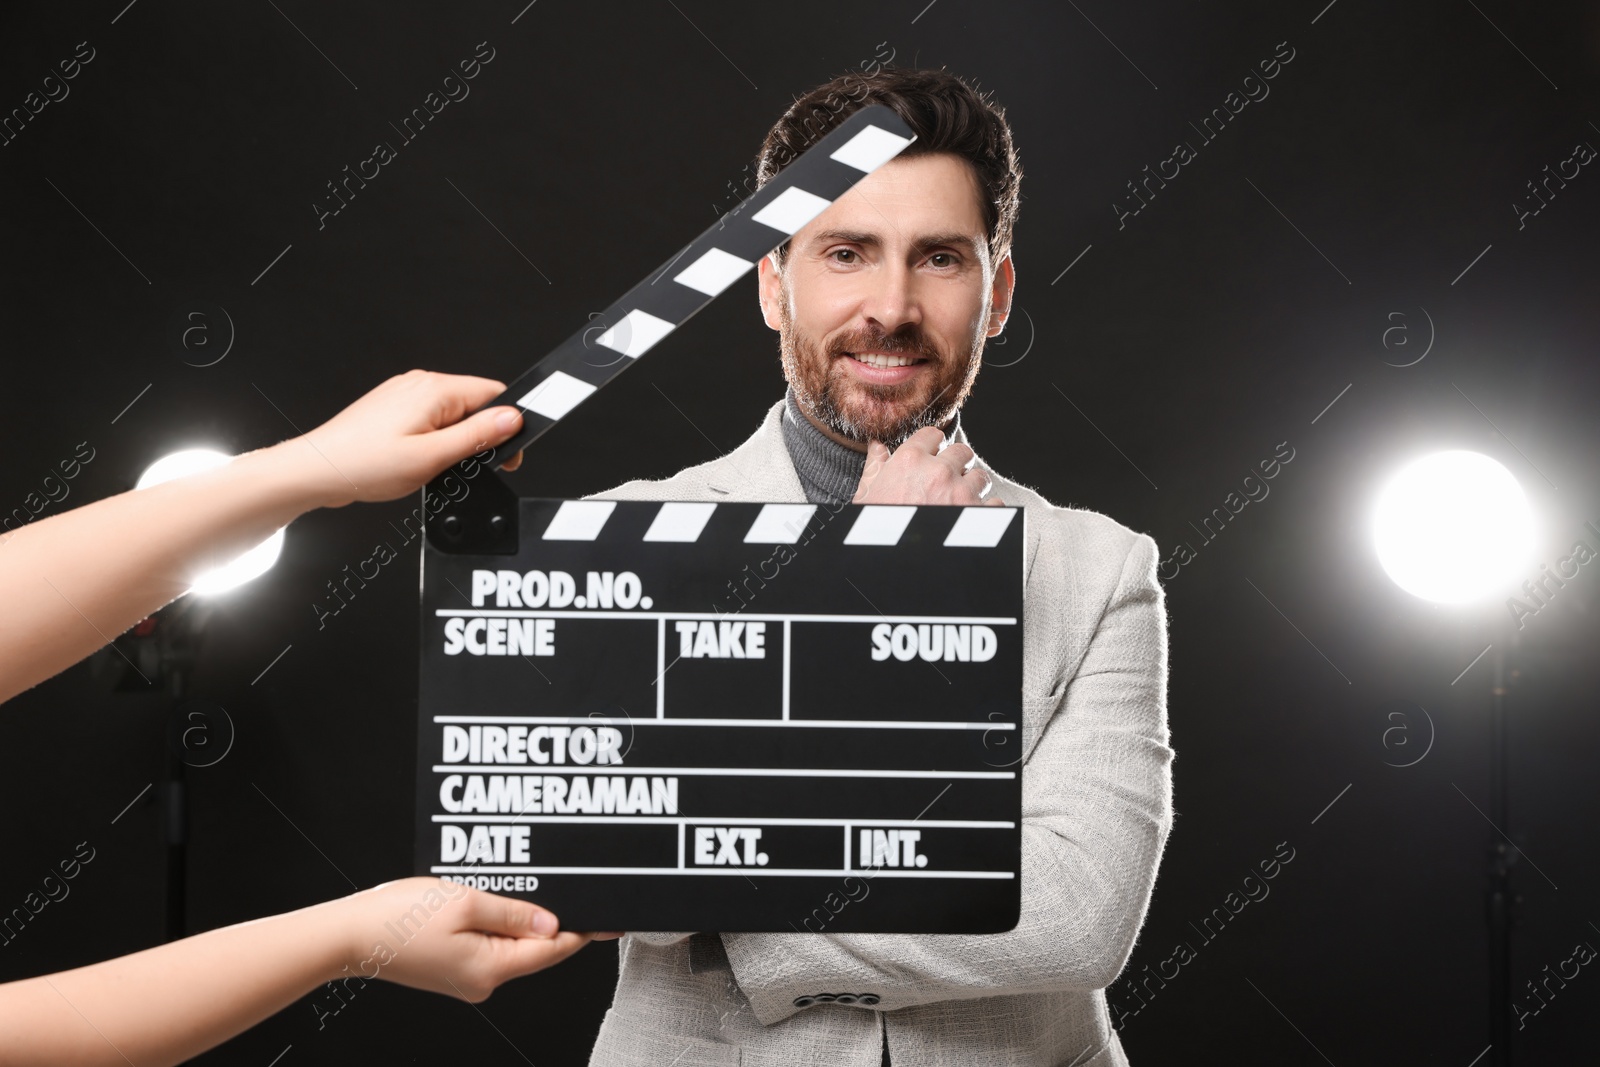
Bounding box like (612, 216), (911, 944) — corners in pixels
(1372, 448), (1539, 1066)
(1372, 449), (1536, 604)
(125, 447), (286, 942)
(136, 449), (285, 594)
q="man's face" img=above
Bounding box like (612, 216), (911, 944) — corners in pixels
(758, 151), (1014, 449)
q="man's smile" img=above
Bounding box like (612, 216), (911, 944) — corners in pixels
(840, 350), (930, 385)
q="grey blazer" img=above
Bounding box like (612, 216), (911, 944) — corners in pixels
(583, 400), (1173, 1067)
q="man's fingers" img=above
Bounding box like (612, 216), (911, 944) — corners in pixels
(938, 442), (976, 476)
(500, 448), (524, 472)
(898, 426), (947, 456)
(861, 440), (891, 481)
(954, 465), (995, 507)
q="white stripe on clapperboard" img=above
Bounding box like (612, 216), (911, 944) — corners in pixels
(432, 716), (1014, 731)
(512, 122), (916, 424)
(431, 816), (1013, 828)
(432, 766), (1014, 779)
(436, 612), (1016, 622)
(430, 866), (1014, 880)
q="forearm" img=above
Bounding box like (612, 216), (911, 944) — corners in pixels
(0, 895), (350, 1067)
(722, 808), (1169, 1020)
(725, 532), (1173, 1023)
(0, 438), (325, 703)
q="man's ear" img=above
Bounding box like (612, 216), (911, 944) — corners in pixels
(985, 253), (1016, 338)
(757, 251), (785, 332)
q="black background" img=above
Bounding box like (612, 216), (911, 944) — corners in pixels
(3, 1), (1599, 1063)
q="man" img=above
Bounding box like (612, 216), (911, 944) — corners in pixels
(586, 67), (1173, 1066)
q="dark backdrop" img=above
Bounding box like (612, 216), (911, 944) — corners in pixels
(3, 1), (1599, 1063)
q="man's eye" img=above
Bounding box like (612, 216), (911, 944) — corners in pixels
(831, 249), (858, 263)
(929, 253), (956, 268)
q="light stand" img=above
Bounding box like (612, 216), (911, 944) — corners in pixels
(1487, 617), (1521, 1067)
(99, 595), (214, 940)
(1371, 449), (1536, 1065)
(93, 447), (283, 940)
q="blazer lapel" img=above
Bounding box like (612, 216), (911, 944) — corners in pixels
(955, 421), (1044, 591)
(703, 399), (807, 503)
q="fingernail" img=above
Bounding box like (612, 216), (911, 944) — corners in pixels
(495, 409), (521, 434)
(531, 908), (558, 937)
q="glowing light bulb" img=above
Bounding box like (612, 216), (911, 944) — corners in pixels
(1372, 450), (1536, 604)
(136, 450), (284, 594)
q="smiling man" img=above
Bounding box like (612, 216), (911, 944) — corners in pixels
(586, 68), (1174, 1066)
(773, 144), (999, 450)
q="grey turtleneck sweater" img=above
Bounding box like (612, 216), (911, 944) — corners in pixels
(779, 387), (961, 506)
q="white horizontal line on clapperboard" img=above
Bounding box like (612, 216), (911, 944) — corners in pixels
(428, 865), (1015, 880)
(430, 815), (1014, 828)
(431, 716), (1015, 731)
(432, 765), (1014, 779)
(433, 610), (1018, 624)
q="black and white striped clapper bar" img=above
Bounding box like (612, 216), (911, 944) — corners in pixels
(417, 498), (1024, 932)
(425, 105), (917, 553)
(499, 105), (913, 447)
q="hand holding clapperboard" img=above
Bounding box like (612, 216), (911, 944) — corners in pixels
(415, 107), (1024, 932)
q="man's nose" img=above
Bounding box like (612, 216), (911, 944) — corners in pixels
(860, 259), (923, 336)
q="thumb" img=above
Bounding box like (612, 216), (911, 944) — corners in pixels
(432, 405), (523, 468)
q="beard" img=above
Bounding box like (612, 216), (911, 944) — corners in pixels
(776, 285), (985, 449)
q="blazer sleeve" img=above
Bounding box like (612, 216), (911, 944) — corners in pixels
(721, 531), (1175, 1025)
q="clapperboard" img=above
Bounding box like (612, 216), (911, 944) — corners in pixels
(416, 106), (1024, 932)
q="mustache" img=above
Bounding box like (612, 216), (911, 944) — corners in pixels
(830, 330), (939, 361)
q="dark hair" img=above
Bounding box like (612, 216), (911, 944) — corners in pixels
(755, 66), (1022, 268)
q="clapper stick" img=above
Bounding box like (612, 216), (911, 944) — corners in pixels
(425, 106), (917, 555)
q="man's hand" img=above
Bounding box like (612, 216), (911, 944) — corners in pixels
(852, 426), (1005, 506)
(290, 370), (526, 510)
